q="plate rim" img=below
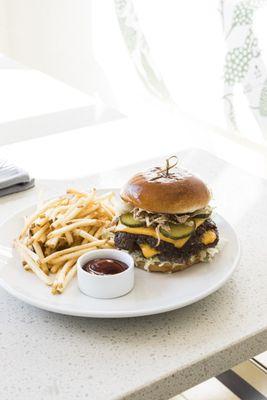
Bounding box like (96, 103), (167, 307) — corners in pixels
(0, 192), (241, 318)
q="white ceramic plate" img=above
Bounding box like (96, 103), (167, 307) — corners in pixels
(0, 190), (240, 318)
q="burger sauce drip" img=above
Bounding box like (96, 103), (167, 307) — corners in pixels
(82, 259), (128, 275)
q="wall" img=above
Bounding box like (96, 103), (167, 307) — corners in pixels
(0, 0), (103, 97)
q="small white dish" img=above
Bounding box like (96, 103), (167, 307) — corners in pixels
(77, 249), (135, 299)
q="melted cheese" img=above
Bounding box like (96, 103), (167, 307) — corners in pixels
(116, 224), (191, 248)
(139, 243), (160, 258)
(201, 230), (217, 245)
(194, 218), (206, 228)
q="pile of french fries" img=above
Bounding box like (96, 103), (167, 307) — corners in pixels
(15, 188), (116, 294)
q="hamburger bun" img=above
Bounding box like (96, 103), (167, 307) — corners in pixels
(121, 166), (211, 214)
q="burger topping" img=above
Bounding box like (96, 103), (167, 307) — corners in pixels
(114, 219), (219, 264)
(117, 215), (207, 245)
(119, 207), (212, 246)
(115, 223), (192, 248)
(200, 230), (217, 245)
(139, 243), (160, 258)
(159, 223), (194, 239)
(193, 217), (207, 229)
(132, 246), (220, 272)
(130, 205), (212, 227)
(120, 213), (146, 228)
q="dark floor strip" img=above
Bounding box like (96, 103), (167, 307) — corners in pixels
(217, 370), (267, 400)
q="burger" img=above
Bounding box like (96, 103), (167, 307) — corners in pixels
(114, 158), (219, 272)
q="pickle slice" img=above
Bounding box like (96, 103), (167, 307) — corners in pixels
(193, 218), (206, 229)
(192, 209), (212, 219)
(160, 223), (194, 239)
(120, 213), (145, 227)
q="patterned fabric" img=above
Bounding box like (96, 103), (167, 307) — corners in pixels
(114, 0), (267, 138)
(114, 0), (172, 103)
(221, 0), (267, 135)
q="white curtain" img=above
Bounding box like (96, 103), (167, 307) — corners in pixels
(1, 0), (267, 141)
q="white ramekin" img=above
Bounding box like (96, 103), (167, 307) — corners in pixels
(77, 249), (135, 299)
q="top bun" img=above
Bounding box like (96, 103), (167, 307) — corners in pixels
(120, 166), (211, 214)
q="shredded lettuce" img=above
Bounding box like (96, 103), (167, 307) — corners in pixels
(131, 206), (212, 229)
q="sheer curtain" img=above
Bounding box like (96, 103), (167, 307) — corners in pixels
(0, 0), (267, 143)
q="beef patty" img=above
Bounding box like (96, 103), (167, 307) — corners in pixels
(114, 219), (219, 263)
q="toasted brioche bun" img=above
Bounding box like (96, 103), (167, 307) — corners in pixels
(134, 254), (202, 273)
(121, 167), (211, 214)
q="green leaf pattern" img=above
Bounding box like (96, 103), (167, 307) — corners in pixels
(118, 17), (137, 53)
(228, 1), (254, 35)
(114, 0), (267, 134)
(223, 0), (267, 134)
(114, 0), (172, 102)
(259, 79), (267, 116)
(226, 0), (265, 37)
(224, 29), (260, 85)
(223, 93), (238, 129)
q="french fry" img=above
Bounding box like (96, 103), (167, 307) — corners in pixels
(19, 196), (65, 239)
(51, 197), (85, 228)
(32, 241), (49, 275)
(30, 225), (41, 235)
(34, 217), (49, 227)
(77, 204), (99, 219)
(49, 247), (98, 265)
(66, 188), (85, 197)
(23, 263), (32, 272)
(38, 232), (47, 244)
(57, 263), (77, 293)
(100, 204), (115, 219)
(51, 259), (76, 294)
(47, 205), (69, 221)
(19, 242), (40, 264)
(47, 219), (101, 239)
(50, 263), (64, 274)
(94, 226), (104, 239)
(16, 188), (115, 294)
(32, 241), (44, 259)
(44, 246), (53, 256)
(45, 237), (59, 249)
(29, 223), (49, 244)
(73, 229), (101, 242)
(15, 241), (52, 285)
(65, 231), (73, 245)
(43, 240), (105, 263)
(88, 226), (99, 236)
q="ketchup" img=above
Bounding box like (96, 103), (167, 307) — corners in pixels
(82, 258), (128, 275)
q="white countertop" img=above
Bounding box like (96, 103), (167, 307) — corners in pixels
(0, 145), (266, 400)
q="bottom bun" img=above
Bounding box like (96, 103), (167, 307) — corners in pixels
(133, 254), (203, 273)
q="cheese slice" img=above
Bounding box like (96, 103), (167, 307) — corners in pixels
(116, 224), (191, 248)
(201, 230), (217, 245)
(139, 243), (160, 258)
(194, 218), (206, 228)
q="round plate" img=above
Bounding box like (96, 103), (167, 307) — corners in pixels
(0, 191), (240, 318)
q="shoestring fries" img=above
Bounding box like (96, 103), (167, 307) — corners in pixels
(15, 189), (116, 294)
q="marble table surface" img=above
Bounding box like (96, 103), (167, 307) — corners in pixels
(0, 148), (266, 400)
